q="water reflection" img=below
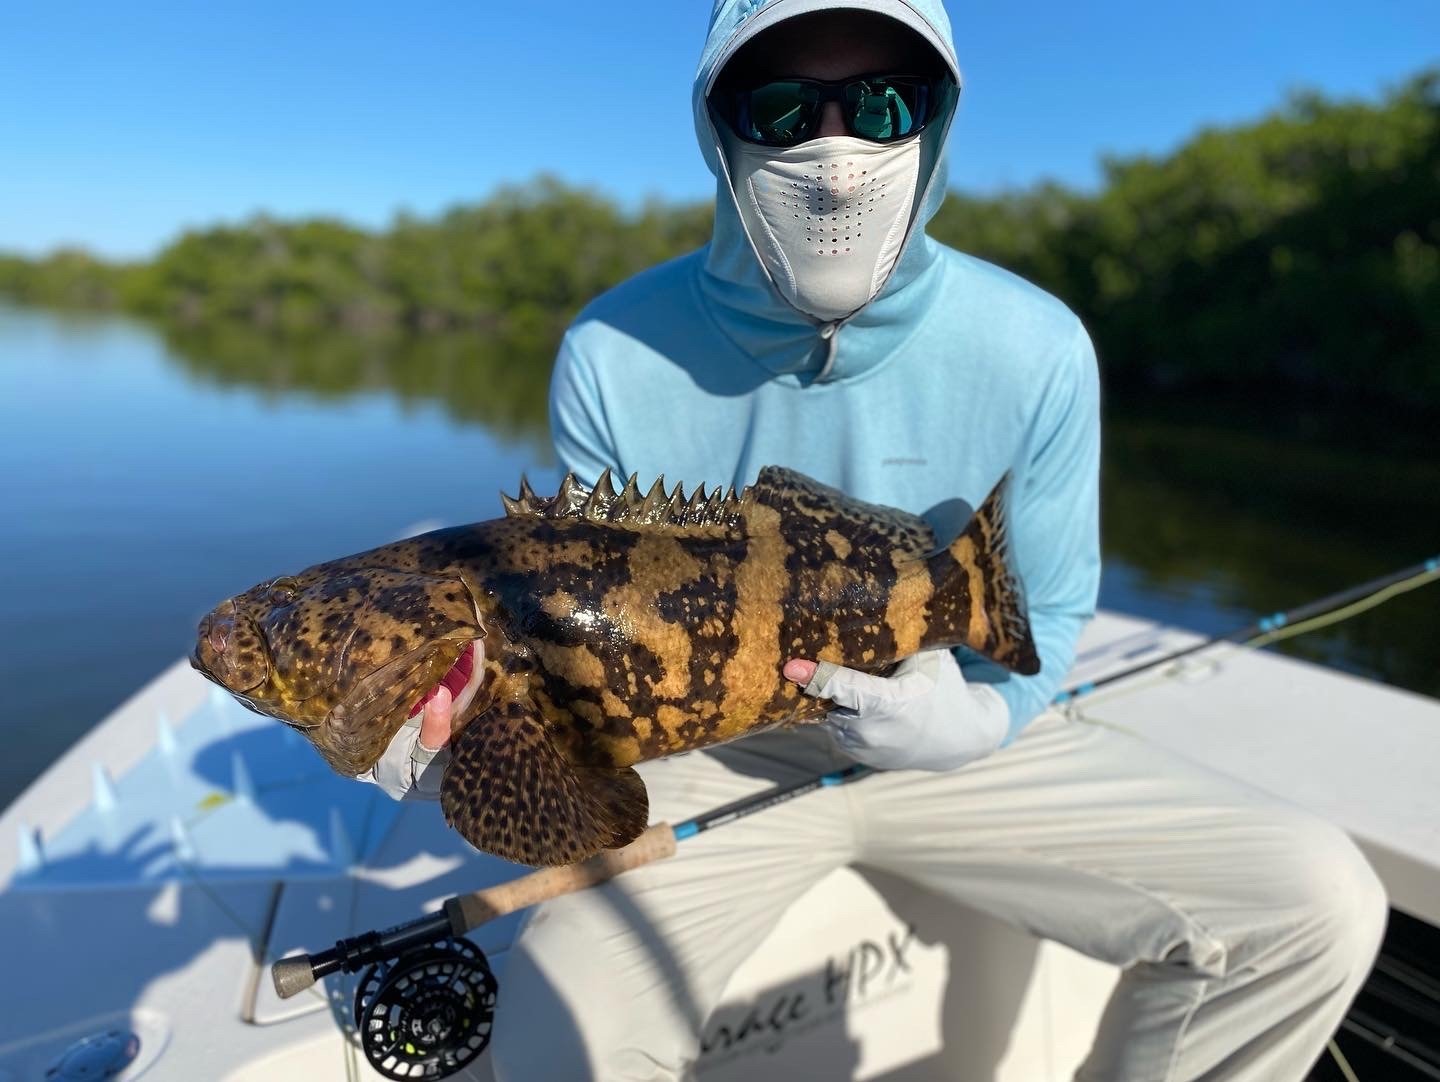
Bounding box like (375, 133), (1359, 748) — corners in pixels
(0, 307), (553, 809)
(159, 320), (555, 444)
(1101, 392), (1440, 697)
(154, 318), (1440, 701)
(1, 307), (1436, 810)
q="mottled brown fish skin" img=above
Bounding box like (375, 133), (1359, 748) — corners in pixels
(487, 468), (1035, 773)
(192, 466), (1036, 866)
(192, 548), (484, 776)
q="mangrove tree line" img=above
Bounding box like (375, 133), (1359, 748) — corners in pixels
(2, 69), (1436, 407)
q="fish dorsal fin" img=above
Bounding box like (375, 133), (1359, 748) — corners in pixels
(501, 471), (750, 528)
(442, 696), (649, 866)
(749, 466), (936, 556)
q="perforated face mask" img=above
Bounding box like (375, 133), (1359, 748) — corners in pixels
(720, 130), (921, 322)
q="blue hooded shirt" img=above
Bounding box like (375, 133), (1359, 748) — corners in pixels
(549, 0), (1101, 737)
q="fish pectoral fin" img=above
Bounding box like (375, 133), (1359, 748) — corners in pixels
(780, 698), (833, 727)
(441, 700), (649, 867)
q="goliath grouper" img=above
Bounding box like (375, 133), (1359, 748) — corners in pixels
(193, 467), (1038, 866)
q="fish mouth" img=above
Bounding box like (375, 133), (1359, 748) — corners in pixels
(408, 640), (485, 721)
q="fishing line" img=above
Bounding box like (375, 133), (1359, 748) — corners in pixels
(1053, 556), (1440, 706)
(1067, 557), (1440, 730)
(1327, 1037), (1361, 1082)
(1247, 562), (1440, 650)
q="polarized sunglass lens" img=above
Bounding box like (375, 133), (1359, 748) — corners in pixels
(847, 79), (926, 140)
(747, 81), (819, 145)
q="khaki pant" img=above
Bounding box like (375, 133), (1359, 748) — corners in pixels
(489, 714), (1386, 1081)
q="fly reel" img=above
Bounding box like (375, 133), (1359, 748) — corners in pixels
(353, 937), (498, 1080)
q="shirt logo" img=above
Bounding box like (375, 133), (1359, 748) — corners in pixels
(881, 456), (927, 467)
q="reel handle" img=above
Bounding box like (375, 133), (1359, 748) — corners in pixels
(446, 822), (677, 932)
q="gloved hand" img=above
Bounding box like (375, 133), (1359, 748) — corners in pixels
(356, 686), (452, 801)
(783, 650), (1010, 771)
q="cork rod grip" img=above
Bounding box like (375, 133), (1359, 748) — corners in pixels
(445, 822), (678, 932)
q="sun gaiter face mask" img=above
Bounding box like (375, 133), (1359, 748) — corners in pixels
(720, 131), (922, 322)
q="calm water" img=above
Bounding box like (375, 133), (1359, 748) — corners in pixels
(2, 303), (1437, 808)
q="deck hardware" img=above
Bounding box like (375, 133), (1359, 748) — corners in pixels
(44, 1029), (140, 1080)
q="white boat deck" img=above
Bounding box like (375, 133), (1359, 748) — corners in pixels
(1, 610), (1437, 1080)
(1063, 616), (1440, 926)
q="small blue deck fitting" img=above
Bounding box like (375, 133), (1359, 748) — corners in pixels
(45, 1029), (141, 1081)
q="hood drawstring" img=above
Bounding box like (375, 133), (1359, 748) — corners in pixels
(814, 321), (842, 383)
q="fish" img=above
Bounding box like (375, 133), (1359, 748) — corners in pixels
(192, 467), (1038, 866)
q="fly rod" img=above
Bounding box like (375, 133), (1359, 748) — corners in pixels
(1052, 554), (1440, 704)
(271, 761), (871, 1000)
(272, 763), (873, 1080)
(275, 553), (1440, 999)
(270, 555), (1439, 1079)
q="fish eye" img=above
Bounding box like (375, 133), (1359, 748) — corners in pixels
(267, 577), (300, 605)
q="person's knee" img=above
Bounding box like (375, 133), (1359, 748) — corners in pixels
(1268, 813), (1387, 982)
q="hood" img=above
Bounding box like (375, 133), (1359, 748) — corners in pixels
(693, 0), (963, 383)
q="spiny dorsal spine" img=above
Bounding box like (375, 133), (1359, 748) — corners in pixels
(502, 469), (750, 527)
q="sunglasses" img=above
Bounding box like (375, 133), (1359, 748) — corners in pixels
(714, 73), (947, 148)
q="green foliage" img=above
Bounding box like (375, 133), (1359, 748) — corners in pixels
(1, 70), (1436, 406)
(1101, 393), (1440, 696)
(125, 215), (394, 331)
(0, 248), (136, 309)
(376, 177), (712, 347)
(929, 69), (1440, 404)
(158, 321), (555, 443)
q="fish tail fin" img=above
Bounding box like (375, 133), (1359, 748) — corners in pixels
(924, 475), (1040, 675)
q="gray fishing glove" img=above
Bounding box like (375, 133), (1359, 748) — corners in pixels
(800, 649), (1010, 771)
(357, 715), (449, 801)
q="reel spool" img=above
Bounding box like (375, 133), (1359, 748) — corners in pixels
(353, 937), (498, 1080)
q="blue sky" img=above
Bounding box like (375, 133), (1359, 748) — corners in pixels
(2, 0), (1436, 259)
